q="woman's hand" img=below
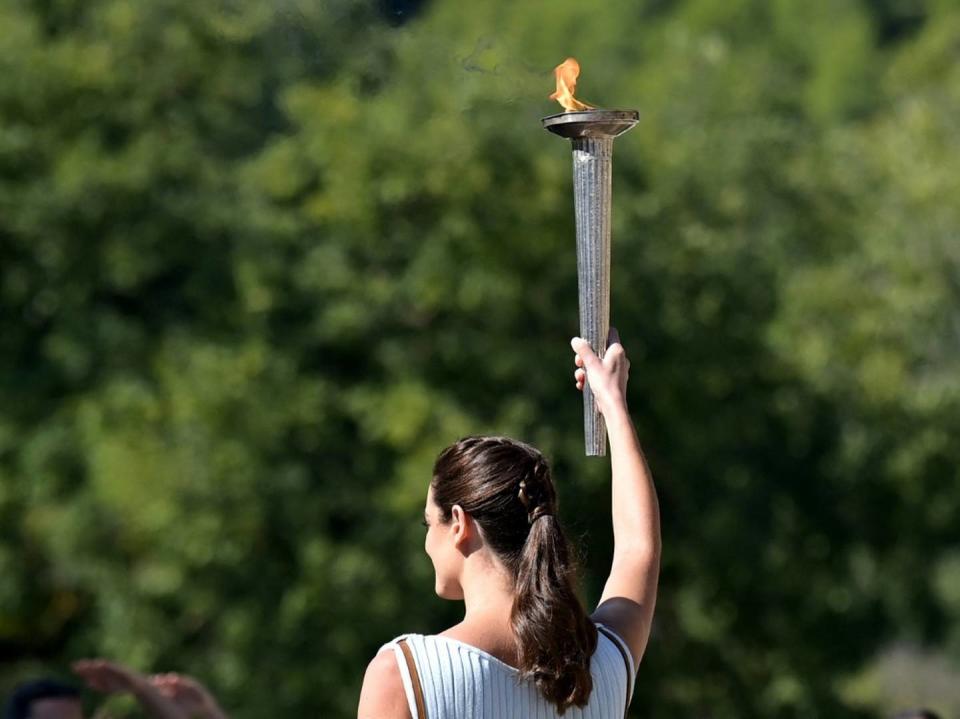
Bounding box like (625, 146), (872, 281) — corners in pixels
(73, 659), (190, 719)
(150, 673), (229, 719)
(150, 674), (208, 714)
(571, 327), (630, 417)
(73, 659), (148, 695)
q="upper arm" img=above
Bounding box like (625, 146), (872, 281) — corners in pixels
(590, 546), (660, 669)
(357, 649), (411, 719)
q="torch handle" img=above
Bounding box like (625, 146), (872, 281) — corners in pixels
(572, 137), (613, 456)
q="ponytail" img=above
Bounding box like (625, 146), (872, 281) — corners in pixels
(511, 463), (597, 714)
(432, 437), (599, 714)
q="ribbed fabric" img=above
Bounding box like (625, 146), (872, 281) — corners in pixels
(380, 623), (635, 719)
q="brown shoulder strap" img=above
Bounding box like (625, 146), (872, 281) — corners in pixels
(397, 638), (427, 719)
(597, 625), (632, 718)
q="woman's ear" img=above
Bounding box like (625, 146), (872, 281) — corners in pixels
(450, 504), (470, 548)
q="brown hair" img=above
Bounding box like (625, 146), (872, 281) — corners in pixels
(431, 436), (598, 714)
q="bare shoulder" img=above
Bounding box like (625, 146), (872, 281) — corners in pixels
(357, 648), (411, 719)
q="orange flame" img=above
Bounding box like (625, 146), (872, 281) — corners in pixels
(549, 57), (595, 112)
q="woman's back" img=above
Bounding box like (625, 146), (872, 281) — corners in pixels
(382, 623), (634, 719)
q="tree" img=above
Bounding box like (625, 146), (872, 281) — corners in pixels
(2, 0), (958, 716)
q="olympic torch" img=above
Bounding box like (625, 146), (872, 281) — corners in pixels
(542, 59), (638, 456)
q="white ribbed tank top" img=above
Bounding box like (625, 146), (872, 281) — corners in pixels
(380, 623), (635, 719)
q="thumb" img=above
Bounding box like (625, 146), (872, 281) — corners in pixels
(570, 337), (602, 369)
(607, 326), (621, 348)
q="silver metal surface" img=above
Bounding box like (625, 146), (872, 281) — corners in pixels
(543, 110), (638, 456)
(573, 136), (612, 456)
(542, 110), (639, 140)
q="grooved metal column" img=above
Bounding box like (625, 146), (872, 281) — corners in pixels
(572, 137), (613, 456)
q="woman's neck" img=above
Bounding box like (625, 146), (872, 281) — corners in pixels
(459, 558), (515, 625)
(443, 554), (521, 665)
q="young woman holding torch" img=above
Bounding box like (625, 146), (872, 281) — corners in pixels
(358, 330), (660, 718)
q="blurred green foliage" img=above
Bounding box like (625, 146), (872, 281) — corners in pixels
(1, 0), (959, 716)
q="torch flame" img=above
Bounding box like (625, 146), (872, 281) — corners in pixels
(549, 57), (595, 112)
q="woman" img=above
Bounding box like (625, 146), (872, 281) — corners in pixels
(358, 331), (660, 718)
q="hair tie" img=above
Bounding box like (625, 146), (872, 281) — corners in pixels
(519, 479), (555, 524)
(518, 479), (532, 509)
(528, 505), (553, 524)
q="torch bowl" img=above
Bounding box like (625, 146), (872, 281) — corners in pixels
(541, 110), (640, 140)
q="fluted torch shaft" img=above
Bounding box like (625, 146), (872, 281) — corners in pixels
(572, 137), (613, 456)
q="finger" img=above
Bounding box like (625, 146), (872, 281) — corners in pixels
(575, 354), (584, 368)
(73, 665), (101, 680)
(570, 337), (601, 369)
(73, 658), (103, 668)
(607, 326), (621, 348)
(82, 676), (109, 692)
(574, 368), (586, 382)
(605, 345), (628, 369)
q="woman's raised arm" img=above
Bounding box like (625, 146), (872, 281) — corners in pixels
(571, 330), (661, 668)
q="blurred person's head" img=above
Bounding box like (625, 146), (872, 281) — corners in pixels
(3, 679), (82, 719)
(891, 710), (941, 719)
(426, 435), (598, 713)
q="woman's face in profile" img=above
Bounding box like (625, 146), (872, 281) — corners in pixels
(424, 485), (464, 600)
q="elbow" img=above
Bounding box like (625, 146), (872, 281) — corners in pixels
(614, 540), (661, 568)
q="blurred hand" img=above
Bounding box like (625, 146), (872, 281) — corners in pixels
(73, 659), (146, 695)
(150, 674), (207, 714)
(571, 327), (630, 416)
(151, 674), (228, 719)
(74, 659), (191, 719)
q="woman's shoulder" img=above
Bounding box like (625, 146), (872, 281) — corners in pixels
(358, 646), (410, 719)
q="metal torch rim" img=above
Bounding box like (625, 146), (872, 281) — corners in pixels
(541, 110), (640, 139)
